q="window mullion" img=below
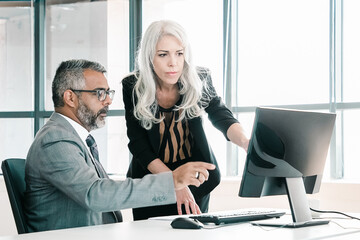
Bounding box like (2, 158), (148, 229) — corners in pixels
(34, 0), (46, 135)
(329, 0), (344, 179)
(224, 0), (238, 176)
(129, 0), (142, 72)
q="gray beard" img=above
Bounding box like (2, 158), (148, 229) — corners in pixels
(77, 99), (107, 131)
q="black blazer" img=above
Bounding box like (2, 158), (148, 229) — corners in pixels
(122, 69), (239, 198)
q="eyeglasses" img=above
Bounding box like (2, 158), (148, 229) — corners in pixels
(70, 88), (115, 101)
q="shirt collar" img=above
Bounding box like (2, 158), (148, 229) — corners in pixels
(57, 113), (90, 147)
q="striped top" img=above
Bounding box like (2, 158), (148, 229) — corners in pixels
(158, 106), (193, 164)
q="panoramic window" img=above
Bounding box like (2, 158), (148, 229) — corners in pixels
(342, 0), (360, 180)
(234, 0), (330, 176)
(0, 0), (359, 181)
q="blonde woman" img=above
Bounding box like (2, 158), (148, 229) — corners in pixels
(122, 20), (249, 220)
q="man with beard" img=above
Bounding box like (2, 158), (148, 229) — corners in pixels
(24, 59), (215, 232)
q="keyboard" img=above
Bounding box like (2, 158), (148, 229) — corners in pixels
(190, 209), (286, 225)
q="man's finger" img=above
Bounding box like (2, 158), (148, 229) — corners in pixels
(189, 178), (201, 187)
(192, 162), (216, 170)
(197, 172), (206, 184)
(194, 169), (209, 181)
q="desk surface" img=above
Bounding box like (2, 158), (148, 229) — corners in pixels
(1, 214), (360, 240)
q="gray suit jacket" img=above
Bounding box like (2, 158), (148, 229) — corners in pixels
(24, 112), (176, 232)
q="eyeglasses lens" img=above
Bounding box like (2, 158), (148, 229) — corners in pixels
(97, 90), (115, 101)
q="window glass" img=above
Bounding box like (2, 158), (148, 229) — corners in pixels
(45, 0), (129, 111)
(0, 118), (33, 167)
(235, 0), (329, 106)
(0, 3), (33, 111)
(343, 0), (360, 102)
(343, 110), (360, 180)
(2, 0), (357, 182)
(142, 0), (224, 96)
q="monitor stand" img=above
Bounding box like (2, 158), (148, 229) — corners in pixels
(252, 177), (329, 228)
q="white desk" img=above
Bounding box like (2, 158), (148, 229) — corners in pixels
(1, 214), (360, 240)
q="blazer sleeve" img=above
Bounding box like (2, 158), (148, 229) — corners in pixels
(122, 75), (158, 170)
(36, 133), (176, 212)
(199, 68), (239, 140)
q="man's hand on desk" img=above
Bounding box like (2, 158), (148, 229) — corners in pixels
(172, 162), (215, 190)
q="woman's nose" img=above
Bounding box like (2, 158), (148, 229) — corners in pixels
(168, 56), (177, 67)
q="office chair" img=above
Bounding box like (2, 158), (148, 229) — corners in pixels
(1, 158), (29, 234)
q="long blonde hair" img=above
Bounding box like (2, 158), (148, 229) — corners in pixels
(133, 20), (213, 130)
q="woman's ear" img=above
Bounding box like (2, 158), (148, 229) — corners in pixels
(63, 89), (77, 108)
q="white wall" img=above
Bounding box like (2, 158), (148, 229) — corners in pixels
(1, 177), (360, 236)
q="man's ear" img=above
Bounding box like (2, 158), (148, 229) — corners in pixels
(63, 90), (77, 108)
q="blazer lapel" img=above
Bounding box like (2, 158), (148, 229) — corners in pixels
(50, 112), (93, 165)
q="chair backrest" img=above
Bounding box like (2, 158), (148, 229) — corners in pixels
(1, 158), (28, 234)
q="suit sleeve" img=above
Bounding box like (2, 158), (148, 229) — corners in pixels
(122, 76), (159, 170)
(38, 136), (176, 212)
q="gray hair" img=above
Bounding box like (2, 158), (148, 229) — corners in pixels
(52, 59), (106, 107)
(134, 20), (210, 130)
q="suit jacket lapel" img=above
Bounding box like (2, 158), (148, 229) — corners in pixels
(50, 112), (93, 164)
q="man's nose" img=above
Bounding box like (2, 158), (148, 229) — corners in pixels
(103, 94), (112, 106)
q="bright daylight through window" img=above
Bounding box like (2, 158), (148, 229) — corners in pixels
(0, 0), (360, 181)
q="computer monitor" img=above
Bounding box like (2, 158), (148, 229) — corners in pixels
(239, 107), (336, 228)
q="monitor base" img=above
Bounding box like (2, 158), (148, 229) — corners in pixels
(251, 219), (330, 228)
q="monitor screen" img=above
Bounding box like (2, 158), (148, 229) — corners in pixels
(239, 107), (336, 227)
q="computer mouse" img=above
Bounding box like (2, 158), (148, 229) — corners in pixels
(170, 217), (204, 229)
